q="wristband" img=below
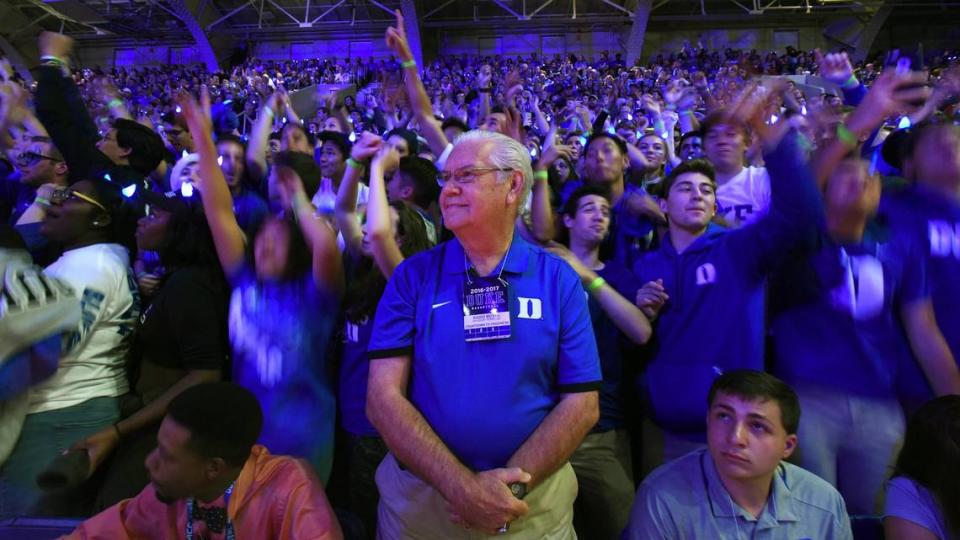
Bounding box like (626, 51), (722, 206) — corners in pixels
(40, 55), (67, 67)
(346, 157), (364, 170)
(841, 74), (860, 90)
(291, 193), (313, 218)
(263, 106), (275, 119)
(587, 276), (606, 293)
(401, 59), (417, 69)
(679, 109), (695, 117)
(34, 196), (50, 206)
(533, 170), (548, 181)
(665, 103), (677, 111)
(836, 123), (858, 148)
(107, 98), (124, 109)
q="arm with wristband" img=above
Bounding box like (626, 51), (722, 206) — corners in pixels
(245, 92), (281, 186)
(366, 146), (406, 278)
(334, 131), (381, 256)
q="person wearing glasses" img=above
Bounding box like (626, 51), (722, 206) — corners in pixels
(0, 179), (140, 518)
(9, 137), (68, 226)
(366, 130), (601, 538)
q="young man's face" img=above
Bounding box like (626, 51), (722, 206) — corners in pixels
(661, 171), (716, 230)
(707, 392), (797, 485)
(216, 140), (245, 189)
(582, 137), (626, 185)
(704, 123), (747, 172)
(825, 158), (880, 217)
(563, 194), (610, 246)
(679, 136), (704, 161)
(145, 417), (215, 503)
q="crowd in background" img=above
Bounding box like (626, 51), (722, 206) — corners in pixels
(2, 10), (960, 539)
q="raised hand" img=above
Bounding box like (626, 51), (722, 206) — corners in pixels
(371, 143), (401, 174)
(385, 9), (414, 62)
(815, 49), (855, 85)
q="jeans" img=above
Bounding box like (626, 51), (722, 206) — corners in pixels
(791, 385), (904, 514)
(570, 429), (635, 540)
(0, 396), (120, 518)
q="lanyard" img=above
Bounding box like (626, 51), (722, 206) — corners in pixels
(185, 482), (235, 540)
(463, 239), (513, 286)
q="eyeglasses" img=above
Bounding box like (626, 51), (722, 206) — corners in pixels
(16, 151), (63, 166)
(51, 188), (109, 213)
(437, 167), (515, 187)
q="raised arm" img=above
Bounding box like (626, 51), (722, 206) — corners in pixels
(246, 92), (281, 185)
(527, 136), (574, 243)
(278, 166), (345, 292)
(385, 10), (449, 156)
(367, 146), (406, 277)
(335, 132), (382, 256)
(177, 88), (246, 275)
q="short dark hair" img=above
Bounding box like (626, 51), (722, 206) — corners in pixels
(167, 382), (263, 468)
(560, 185), (610, 218)
(679, 130), (703, 146)
(113, 118), (165, 176)
(282, 122), (316, 148)
(585, 132), (627, 157)
(707, 370), (801, 434)
(273, 150), (322, 199)
(661, 158), (717, 196)
(397, 156), (439, 209)
(441, 118), (469, 135)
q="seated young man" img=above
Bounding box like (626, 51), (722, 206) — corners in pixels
(63, 382), (342, 540)
(625, 370), (853, 540)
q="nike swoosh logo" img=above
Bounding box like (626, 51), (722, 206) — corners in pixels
(432, 301), (452, 309)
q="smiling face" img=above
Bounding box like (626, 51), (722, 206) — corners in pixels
(216, 140), (245, 191)
(638, 134), (667, 170)
(40, 180), (110, 246)
(661, 171), (717, 231)
(706, 392), (797, 485)
(439, 139), (520, 234)
(704, 123), (747, 173)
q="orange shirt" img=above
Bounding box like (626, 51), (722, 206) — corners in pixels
(62, 445), (343, 540)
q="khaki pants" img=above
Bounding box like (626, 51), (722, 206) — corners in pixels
(376, 453), (578, 540)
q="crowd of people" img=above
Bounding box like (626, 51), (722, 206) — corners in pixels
(1, 7), (960, 539)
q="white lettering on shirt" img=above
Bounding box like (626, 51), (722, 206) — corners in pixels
(928, 220), (960, 259)
(695, 263), (717, 286)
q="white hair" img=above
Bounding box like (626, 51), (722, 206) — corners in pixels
(450, 130), (534, 207)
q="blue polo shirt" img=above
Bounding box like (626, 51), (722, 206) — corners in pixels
(339, 314), (377, 437)
(626, 450), (853, 540)
(880, 184), (960, 383)
(367, 232), (602, 471)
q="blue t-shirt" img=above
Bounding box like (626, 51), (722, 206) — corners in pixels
(770, 233), (926, 397)
(233, 189), (269, 237)
(588, 261), (641, 432)
(880, 184), (960, 406)
(228, 266), (339, 481)
(367, 232), (602, 471)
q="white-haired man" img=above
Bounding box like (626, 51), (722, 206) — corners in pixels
(367, 130), (602, 539)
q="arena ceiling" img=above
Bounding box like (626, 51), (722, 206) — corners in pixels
(2, 0), (956, 42)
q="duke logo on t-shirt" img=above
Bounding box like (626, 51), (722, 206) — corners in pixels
(517, 297), (543, 319)
(695, 263), (717, 286)
(929, 220), (960, 259)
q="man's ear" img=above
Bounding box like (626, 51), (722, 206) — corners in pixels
(504, 171), (525, 206)
(658, 196), (669, 215)
(54, 161), (69, 177)
(205, 457), (229, 481)
(562, 213), (574, 229)
(782, 434), (798, 460)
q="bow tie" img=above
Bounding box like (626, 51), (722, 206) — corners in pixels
(191, 505), (227, 533)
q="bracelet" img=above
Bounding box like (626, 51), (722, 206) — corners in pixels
(291, 193), (313, 218)
(346, 157), (364, 170)
(113, 422), (123, 439)
(679, 109), (695, 117)
(587, 276), (606, 293)
(34, 196), (50, 206)
(841, 74), (860, 90)
(401, 59), (417, 69)
(836, 123), (858, 148)
(263, 106), (275, 119)
(40, 55), (67, 67)
(533, 170), (549, 181)
(107, 98), (124, 109)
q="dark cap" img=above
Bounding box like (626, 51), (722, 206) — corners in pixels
(139, 188), (201, 217)
(585, 132), (628, 156)
(317, 130), (352, 157)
